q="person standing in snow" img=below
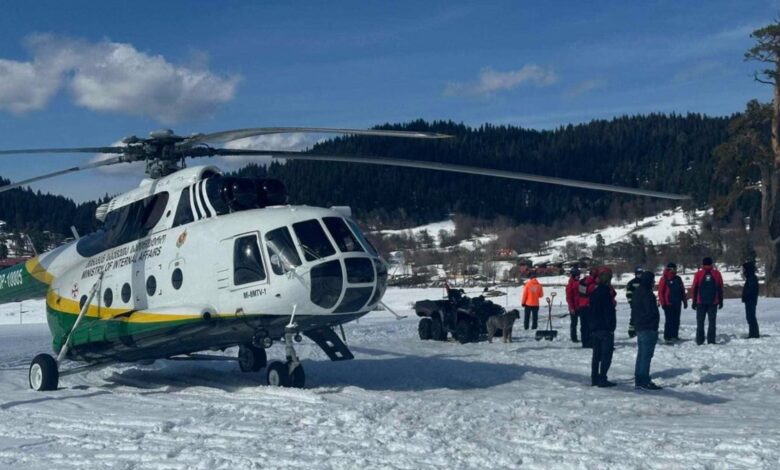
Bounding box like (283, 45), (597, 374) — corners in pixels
(565, 266), (581, 342)
(657, 262), (688, 342)
(742, 261), (760, 338)
(691, 257), (724, 345)
(576, 268), (598, 348)
(625, 267), (643, 338)
(521, 272), (544, 330)
(590, 267), (617, 387)
(630, 271), (662, 390)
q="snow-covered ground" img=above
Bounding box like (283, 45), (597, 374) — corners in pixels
(0, 289), (779, 469)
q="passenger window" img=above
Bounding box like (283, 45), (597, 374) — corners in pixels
(292, 220), (336, 262)
(234, 235), (267, 285)
(141, 193), (169, 231)
(265, 227), (302, 275)
(173, 187), (195, 227)
(76, 192), (169, 257)
(323, 217), (364, 253)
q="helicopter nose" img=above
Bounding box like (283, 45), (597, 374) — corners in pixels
(309, 256), (386, 313)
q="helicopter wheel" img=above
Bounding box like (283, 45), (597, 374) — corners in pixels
(266, 361), (290, 387)
(238, 344), (267, 372)
(29, 354), (59, 391)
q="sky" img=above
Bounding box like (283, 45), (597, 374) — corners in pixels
(0, 0), (777, 202)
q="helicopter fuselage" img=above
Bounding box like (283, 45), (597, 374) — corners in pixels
(0, 166), (387, 364)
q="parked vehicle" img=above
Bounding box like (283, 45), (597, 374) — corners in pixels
(415, 287), (505, 343)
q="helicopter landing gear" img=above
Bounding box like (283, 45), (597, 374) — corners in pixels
(29, 274), (102, 392)
(265, 327), (305, 388)
(29, 354), (59, 391)
(238, 344), (267, 372)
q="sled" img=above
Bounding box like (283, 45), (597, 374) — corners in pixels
(535, 292), (559, 341)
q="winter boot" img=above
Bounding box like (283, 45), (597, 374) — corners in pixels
(597, 378), (617, 388)
(637, 382), (662, 391)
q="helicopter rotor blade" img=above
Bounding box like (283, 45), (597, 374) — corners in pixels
(0, 146), (128, 156)
(184, 127), (452, 146)
(210, 149), (690, 200)
(0, 156), (128, 194)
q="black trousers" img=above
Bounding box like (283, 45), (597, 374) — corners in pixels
(662, 304), (682, 340)
(577, 307), (591, 348)
(695, 304), (718, 345)
(524, 306), (539, 330)
(569, 313), (579, 342)
(745, 302), (760, 338)
(591, 331), (615, 383)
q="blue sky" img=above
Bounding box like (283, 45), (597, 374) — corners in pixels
(0, 0), (776, 201)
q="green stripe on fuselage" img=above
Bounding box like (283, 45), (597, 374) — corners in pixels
(45, 304), (202, 354)
(0, 262), (48, 303)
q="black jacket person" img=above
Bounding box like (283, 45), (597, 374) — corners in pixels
(742, 262), (760, 338)
(589, 267), (617, 387)
(630, 271), (662, 389)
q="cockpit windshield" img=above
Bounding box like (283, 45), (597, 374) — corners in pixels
(292, 219), (336, 262)
(323, 217), (363, 253)
(346, 219), (378, 256)
(265, 226), (302, 275)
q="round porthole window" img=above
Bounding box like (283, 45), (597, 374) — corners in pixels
(103, 288), (113, 308)
(121, 283), (131, 303)
(146, 276), (157, 296)
(172, 268), (183, 290)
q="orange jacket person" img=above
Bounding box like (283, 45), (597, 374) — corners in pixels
(521, 272), (544, 330)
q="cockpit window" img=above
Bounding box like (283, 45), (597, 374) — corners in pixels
(292, 219), (336, 262)
(233, 234), (266, 285)
(346, 219), (378, 256)
(323, 217), (364, 253)
(265, 226), (302, 275)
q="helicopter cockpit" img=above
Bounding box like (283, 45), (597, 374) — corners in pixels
(281, 216), (387, 312)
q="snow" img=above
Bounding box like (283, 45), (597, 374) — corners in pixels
(1, 289), (779, 468)
(377, 219), (455, 247)
(522, 207), (706, 265)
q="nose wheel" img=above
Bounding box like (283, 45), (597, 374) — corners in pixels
(265, 327), (306, 388)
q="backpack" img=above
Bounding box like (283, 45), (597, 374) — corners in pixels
(699, 272), (717, 305)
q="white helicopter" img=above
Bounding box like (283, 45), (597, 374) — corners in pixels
(0, 127), (688, 391)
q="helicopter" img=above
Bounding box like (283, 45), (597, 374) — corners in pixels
(0, 126), (689, 391)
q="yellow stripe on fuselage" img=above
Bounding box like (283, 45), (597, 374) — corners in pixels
(46, 290), (217, 324)
(25, 257), (55, 285)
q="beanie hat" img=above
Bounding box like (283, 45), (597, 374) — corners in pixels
(666, 262), (677, 269)
(634, 266), (644, 275)
(702, 257), (713, 266)
(570, 266), (580, 276)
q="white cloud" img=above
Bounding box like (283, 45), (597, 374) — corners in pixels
(445, 65), (558, 97)
(0, 34), (239, 123)
(218, 133), (325, 168)
(565, 78), (607, 98)
(0, 59), (61, 114)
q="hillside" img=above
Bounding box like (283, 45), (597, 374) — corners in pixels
(237, 114), (731, 227)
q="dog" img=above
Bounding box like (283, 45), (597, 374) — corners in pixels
(486, 309), (520, 343)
